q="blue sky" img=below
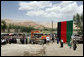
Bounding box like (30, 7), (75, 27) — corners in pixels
(1, 1), (83, 23)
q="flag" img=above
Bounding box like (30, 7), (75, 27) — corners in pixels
(57, 20), (73, 45)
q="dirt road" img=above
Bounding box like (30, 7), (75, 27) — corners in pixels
(1, 42), (83, 56)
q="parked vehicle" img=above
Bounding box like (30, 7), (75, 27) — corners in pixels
(72, 34), (83, 43)
(31, 30), (47, 44)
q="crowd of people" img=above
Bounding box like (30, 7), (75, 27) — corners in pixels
(1, 33), (78, 51)
(55, 34), (78, 50)
(1, 34), (30, 45)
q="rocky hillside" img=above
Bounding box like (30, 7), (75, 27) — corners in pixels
(1, 19), (77, 29)
(2, 19), (46, 29)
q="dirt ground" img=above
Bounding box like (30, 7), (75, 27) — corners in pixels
(1, 42), (83, 56)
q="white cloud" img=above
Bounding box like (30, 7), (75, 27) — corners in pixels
(77, 5), (83, 14)
(61, 2), (78, 15)
(19, 1), (52, 10)
(26, 10), (45, 16)
(59, 1), (74, 7)
(19, 1), (83, 22)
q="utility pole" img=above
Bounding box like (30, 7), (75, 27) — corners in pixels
(52, 20), (53, 33)
(52, 20), (54, 42)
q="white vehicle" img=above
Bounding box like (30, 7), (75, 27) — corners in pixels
(72, 34), (83, 43)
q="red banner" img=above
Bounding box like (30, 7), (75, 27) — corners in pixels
(61, 21), (67, 43)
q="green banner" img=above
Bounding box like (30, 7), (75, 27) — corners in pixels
(67, 20), (73, 46)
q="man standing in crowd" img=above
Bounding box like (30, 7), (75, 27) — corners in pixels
(57, 37), (60, 44)
(52, 33), (54, 42)
(60, 39), (63, 48)
(73, 39), (77, 50)
(70, 34), (75, 48)
(46, 34), (50, 44)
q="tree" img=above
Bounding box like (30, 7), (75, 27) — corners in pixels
(1, 20), (7, 32)
(8, 24), (12, 33)
(14, 25), (19, 33)
(18, 26), (35, 33)
(73, 13), (83, 35)
(4, 22), (36, 33)
(80, 14), (83, 35)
